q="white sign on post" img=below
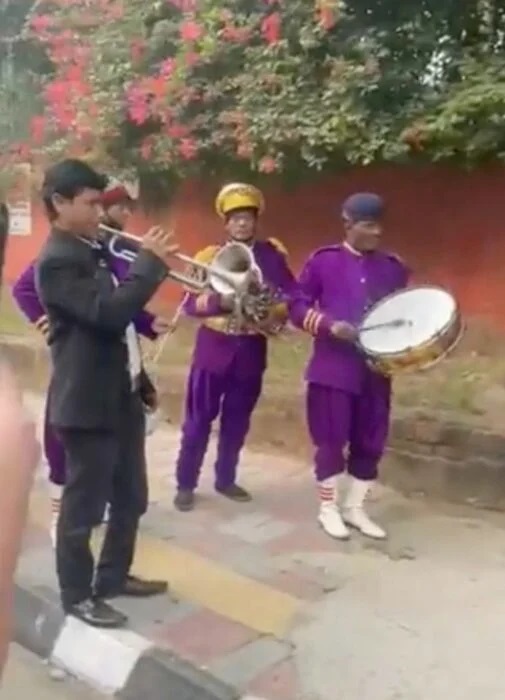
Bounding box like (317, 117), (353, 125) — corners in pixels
(7, 163), (32, 236)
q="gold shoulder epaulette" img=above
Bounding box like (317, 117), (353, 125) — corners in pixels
(193, 244), (220, 265)
(268, 237), (288, 256)
(183, 245), (220, 292)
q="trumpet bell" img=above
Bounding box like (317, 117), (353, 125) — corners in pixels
(209, 242), (263, 296)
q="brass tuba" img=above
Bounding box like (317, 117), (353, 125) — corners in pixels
(206, 241), (263, 296)
(203, 242), (287, 335)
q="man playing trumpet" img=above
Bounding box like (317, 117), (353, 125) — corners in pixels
(35, 159), (177, 628)
(174, 183), (297, 511)
(12, 177), (170, 547)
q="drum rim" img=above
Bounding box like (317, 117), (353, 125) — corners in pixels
(358, 284), (461, 359)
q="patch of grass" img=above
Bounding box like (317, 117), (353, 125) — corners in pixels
(145, 316), (505, 426)
(4, 290), (505, 432)
(0, 292), (34, 336)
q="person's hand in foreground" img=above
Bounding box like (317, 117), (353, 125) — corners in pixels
(0, 361), (40, 677)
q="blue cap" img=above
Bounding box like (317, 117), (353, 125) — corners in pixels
(342, 192), (384, 222)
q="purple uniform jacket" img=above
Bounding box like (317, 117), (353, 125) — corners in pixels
(289, 244), (410, 394)
(184, 239), (297, 378)
(12, 251), (157, 340)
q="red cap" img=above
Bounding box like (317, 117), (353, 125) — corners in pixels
(101, 184), (133, 209)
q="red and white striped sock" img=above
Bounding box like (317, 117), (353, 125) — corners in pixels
(317, 476), (337, 506)
(49, 484), (63, 520)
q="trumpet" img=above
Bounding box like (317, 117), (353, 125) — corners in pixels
(99, 223), (260, 295)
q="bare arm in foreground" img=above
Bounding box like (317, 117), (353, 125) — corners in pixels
(0, 204), (40, 676)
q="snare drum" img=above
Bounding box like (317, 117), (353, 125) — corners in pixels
(358, 285), (463, 376)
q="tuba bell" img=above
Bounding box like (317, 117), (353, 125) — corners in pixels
(207, 241), (263, 296)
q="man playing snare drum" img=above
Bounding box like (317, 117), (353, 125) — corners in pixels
(289, 192), (409, 540)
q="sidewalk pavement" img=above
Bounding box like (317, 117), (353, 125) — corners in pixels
(2, 645), (102, 699)
(15, 393), (505, 699)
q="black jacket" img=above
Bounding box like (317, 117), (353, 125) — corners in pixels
(35, 229), (167, 430)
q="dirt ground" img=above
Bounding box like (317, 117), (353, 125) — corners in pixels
(3, 293), (505, 461)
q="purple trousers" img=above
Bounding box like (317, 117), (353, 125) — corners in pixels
(43, 403), (66, 486)
(306, 379), (391, 483)
(175, 364), (263, 491)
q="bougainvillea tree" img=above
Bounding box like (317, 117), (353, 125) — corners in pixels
(27, 0), (365, 182)
(0, 0), (51, 176)
(7, 0), (505, 187)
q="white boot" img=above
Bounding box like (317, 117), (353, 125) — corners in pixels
(342, 477), (386, 540)
(49, 484), (62, 549)
(317, 476), (349, 540)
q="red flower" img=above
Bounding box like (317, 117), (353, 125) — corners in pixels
(126, 85), (150, 125)
(168, 0), (197, 9)
(146, 76), (167, 99)
(258, 155), (277, 173)
(44, 80), (68, 103)
(261, 12), (281, 44)
(166, 123), (190, 138)
(160, 58), (175, 77)
(316, 1), (339, 30)
(63, 65), (84, 83)
(319, 7), (337, 30)
(180, 20), (203, 42)
(30, 14), (53, 33)
(178, 138), (198, 160)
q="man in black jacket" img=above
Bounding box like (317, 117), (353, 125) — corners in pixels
(35, 159), (177, 628)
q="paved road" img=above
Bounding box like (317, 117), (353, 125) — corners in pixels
(1, 645), (102, 699)
(19, 392), (505, 699)
(293, 503), (505, 700)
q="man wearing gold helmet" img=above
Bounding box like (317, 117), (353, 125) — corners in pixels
(173, 183), (297, 511)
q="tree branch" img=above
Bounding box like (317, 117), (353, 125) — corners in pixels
(0, 0), (45, 45)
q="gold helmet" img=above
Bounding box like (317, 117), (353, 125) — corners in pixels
(215, 183), (265, 219)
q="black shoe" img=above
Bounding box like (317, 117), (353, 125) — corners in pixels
(66, 599), (127, 629)
(174, 489), (195, 512)
(122, 575), (168, 598)
(96, 575), (168, 600)
(216, 484), (252, 502)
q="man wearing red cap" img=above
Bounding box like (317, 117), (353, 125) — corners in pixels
(100, 177), (137, 235)
(12, 175), (170, 548)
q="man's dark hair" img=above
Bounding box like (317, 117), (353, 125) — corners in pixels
(42, 159), (107, 220)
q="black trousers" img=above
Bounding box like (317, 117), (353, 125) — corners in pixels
(56, 392), (147, 610)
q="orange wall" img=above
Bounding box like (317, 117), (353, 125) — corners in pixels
(5, 164), (505, 325)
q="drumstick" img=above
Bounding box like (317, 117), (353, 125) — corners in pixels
(148, 293), (188, 369)
(360, 319), (412, 333)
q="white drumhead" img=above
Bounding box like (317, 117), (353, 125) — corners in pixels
(360, 287), (456, 356)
